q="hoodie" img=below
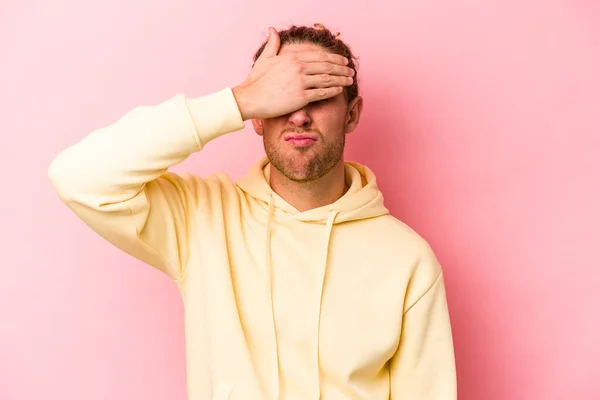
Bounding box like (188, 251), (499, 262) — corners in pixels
(48, 87), (457, 400)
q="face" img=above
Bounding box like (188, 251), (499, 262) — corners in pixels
(252, 42), (363, 183)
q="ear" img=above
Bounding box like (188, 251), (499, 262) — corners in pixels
(251, 118), (264, 136)
(344, 96), (363, 134)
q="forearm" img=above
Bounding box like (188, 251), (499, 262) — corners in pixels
(48, 88), (244, 206)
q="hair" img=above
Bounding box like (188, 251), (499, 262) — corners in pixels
(252, 23), (359, 103)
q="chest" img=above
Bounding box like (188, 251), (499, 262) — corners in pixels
(227, 220), (406, 377)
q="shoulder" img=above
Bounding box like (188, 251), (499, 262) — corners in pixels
(361, 215), (438, 262)
(178, 171), (236, 190)
(155, 170), (239, 210)
(361, 214), (443, 293)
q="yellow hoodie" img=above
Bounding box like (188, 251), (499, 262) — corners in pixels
(48, 88), (456, 400)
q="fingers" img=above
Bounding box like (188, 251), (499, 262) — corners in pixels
(302, 61), (355, 77)
(303, 74), (354, 89)
(296, 51), (349, 66)
(258, 27), (281, 59)
(305, 87), (345, 103)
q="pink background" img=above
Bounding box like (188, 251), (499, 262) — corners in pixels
(2, 0), (599, 399)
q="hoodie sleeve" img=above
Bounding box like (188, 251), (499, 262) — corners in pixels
(389, 250), (457, 399)
(48, 88), (245, 281)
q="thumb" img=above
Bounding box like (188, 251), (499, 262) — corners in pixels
(259, 27), (280, 59)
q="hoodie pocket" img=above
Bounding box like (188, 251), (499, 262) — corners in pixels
(212, 381), (235, 400)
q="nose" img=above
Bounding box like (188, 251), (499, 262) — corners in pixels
(288, 108), (312, 128)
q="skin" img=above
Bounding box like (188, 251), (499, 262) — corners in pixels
(233, 28), (364, 212)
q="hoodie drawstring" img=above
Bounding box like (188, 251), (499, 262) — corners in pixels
(265, 194), (339, 399)
(316, 210), (339, 398)
(265, 194), (280, 399)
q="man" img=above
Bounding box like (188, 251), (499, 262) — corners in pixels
(49, 24), (456, 400)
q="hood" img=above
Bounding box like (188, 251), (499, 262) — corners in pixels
(236, 156), (389, 223)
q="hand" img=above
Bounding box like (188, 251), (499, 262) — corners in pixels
(232, 27), (355, 120)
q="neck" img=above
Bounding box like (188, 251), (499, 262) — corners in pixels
(269, 161), (347, 212)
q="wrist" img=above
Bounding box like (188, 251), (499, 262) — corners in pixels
(232, 85), (254, 121)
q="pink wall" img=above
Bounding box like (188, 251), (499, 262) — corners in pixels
(2, 0), (599, 399)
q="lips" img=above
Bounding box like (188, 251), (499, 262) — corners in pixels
(283, 133), (318, 142)
(283, 132), (318, 147)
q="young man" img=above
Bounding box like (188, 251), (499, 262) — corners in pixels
(49, 24), (456, 400)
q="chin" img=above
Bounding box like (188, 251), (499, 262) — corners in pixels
(266, 143), (341, 183)
(267, 157), (313, 183)
(281, 163), (313, 182)
(287, 160), (333, 183)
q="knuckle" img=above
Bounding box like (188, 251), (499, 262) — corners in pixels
(321, 74), (331, 83)
(319, 88), (327, 97)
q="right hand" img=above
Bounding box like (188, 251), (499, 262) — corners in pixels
(232, 27), (355, 120)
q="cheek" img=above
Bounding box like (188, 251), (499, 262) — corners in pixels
(317, 110), (347, 131)
(262, 118), (287, 136)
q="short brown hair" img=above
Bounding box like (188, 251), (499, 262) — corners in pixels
(253, 23), (359, 102)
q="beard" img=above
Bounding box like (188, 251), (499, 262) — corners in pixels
(263, 128), (346, 183)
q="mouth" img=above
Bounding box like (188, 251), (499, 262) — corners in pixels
(284, 132), (318, 147)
